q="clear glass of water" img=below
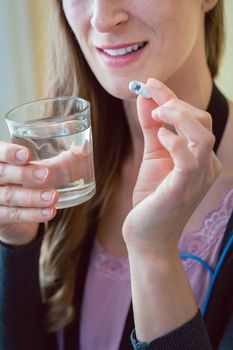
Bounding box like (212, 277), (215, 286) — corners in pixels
(5, 97), (96, 209)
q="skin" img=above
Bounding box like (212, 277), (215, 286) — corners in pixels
(1, 0), (232, 343)
(124, 81), (220, 339)
(61, 0), (228, 342)
(63, 0), (210, 100)
(0, 141), (91, 246)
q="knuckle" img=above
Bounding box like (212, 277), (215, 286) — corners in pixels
(0, 165), (6, 184)
(8, 207), (20, 221)
(201, 112), (213, 131)
(212, 154), (222, 175)
(5, 150), (12, 163)
(26, 190), (36, 205)
(170, 137), (185, 152)
(210, 134), (216, 148)
(204, 112), (212, 124)
(166, 94), (177, 103)
(178, 159), (198, 174)
(207, 135), (215, 149)
(166, 98), (178, 108)
(202, 133), (216, 150)
(18, 168), (24, 182)
(158, 107), (167, 118)
(215, 159), (222, 175)
(1, 186), (12, 205)
(176, 110), (186, 123)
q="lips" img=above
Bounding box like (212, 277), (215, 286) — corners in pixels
(96, 41), (148, 67)
(101, 42), (146, 56)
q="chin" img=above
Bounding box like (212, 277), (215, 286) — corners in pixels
(101, 81), (136, 100)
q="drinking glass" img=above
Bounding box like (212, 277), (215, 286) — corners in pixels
(5, 97), (96, 209)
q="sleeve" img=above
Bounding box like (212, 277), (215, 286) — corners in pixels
(218, 308), (233, 349)
(0, 225), (53, 350)
(131, 311), (213, 350)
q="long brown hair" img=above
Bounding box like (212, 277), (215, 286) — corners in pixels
(205, 0), (225, 77)
(40, 0), (225, 332)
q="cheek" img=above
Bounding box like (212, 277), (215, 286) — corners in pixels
(152, 10), (201, 61)
(62, 1), (89, 40)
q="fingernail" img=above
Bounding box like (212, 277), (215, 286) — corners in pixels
(34, 168), (48, 180)
(42, 208), (52, 216)
(147, 78), (162, 90)
(158, 127), (168, 136)
(41, 191), (55, 201)
(152, 108), (162, 121)
(152, 109), (159, 118)
(15, 149), (28, 161)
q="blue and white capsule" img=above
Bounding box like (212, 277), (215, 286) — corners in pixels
(128, 80), (151, 99)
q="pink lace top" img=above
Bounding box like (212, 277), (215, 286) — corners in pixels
(80, 188), (233, 350)
(80, 240), (131, 350)
(179, 187), (233, 307)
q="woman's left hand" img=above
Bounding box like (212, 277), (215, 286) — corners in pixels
(123, 78), (221, 257)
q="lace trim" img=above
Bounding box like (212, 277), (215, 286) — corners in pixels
(91, 188), (233, 277)
(179, 187), (233, 270)
(91, 240), (130, 282)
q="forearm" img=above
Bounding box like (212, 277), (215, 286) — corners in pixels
(128, 248), (197, 342)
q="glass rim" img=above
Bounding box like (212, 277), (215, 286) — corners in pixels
(5, 96), (90, 127)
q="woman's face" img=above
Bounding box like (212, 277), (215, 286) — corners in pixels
(62, 0), (205, 99)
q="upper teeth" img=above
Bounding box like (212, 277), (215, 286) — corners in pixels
(103, 42), (144, 56)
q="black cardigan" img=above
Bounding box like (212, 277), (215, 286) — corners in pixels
(0, 83), (232, 350)
(0, 211), (233, 350)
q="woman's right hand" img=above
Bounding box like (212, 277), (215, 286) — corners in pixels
(0, 141), (59, 247)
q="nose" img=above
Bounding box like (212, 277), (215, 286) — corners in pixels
(90, 0), (129, 33)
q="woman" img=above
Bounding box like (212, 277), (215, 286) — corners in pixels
(0, 0), (233, 349)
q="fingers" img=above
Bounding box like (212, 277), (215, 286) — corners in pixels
(152, 99), (215, 162)
(32, 142), (93, 186)
(137, 77), (217, 193)
(157, 127), (205, 202)
(0, 141), (58, 228)
(0, 163), (50, 186)
(156, 126), (221, 204)
(157, 127), (197, 175)
(152, 98), (213, 132)
(0, 185), (59, 224)
(143, 78), (215, 163)
(0, 186), (58, 207)
(0, 140), (92, 188)
(0, 141), (32, 165)
(0, 142), (94, 194)
(0, 205), (57, 224)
